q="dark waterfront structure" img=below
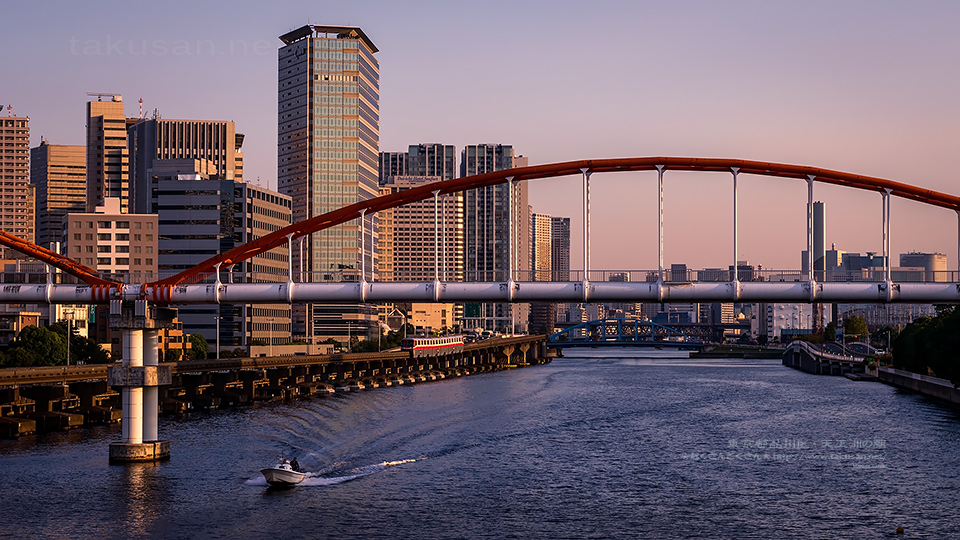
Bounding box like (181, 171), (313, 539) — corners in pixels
(0, 335), (548, 438)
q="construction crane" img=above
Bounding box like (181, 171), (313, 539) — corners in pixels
(86, 92), (122, 102)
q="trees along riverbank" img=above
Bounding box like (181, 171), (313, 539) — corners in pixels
(892, 306), (960, 386)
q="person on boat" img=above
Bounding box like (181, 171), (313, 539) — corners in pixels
(290, 457), (300, 472)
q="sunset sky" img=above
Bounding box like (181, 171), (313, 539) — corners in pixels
(4, 0), (958, 271)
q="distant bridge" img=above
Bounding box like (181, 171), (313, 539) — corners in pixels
(548, 318), (703, 349)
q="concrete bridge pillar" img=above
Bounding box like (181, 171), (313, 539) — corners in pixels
(107, 301), (175, 463)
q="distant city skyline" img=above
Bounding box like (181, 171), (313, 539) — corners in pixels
(4, 1), (960, 270)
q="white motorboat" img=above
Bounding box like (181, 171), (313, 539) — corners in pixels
(260, 461), (306, 487)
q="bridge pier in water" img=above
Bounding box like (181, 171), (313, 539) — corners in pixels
(107, 301), (176, 463)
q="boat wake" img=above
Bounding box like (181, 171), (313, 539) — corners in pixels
(246, 458), (419, 487)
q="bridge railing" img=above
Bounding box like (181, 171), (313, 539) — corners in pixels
(1, 267), (957, 286)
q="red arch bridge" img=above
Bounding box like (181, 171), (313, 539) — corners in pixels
(2, 157), (959, 462)
(2, 157), (960, 306)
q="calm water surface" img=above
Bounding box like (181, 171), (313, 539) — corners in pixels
(2, 350), (960, 539)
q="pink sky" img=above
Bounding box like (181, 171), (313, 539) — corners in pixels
(4, 0), (958, 271)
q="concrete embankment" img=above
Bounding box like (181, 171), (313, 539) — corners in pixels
(877, 367), (960, 406)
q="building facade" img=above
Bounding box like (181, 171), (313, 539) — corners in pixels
(85, 96), (133, 212)
(461, 144), (529, 332)
(31, 142), (85, 250)
(63, 198), (159, 353)
(129, 118), (244, 214)
(278, 24), (380, 343)
(151, 161), (292, 351)
(0, 114), (34, 258)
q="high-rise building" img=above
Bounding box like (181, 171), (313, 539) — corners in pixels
(379, 143), (457, 183)
(86, 95), (134, 212)
(278, 24), (380, 343)
(128, 118), (244, 214)
(378, 175), (463, 333)
(0, 113), (34, 258)
(380, 175), (464, 282)
(31, 142), (86, 250)
(151, 159), (292, 351)
(461, 144), (530, 332)
(531, 212), (553, 282)
(528, 211), (554, 334)
(551, 216), (570, 281)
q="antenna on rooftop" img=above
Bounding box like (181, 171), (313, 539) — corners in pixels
(139, 98), (143, 119)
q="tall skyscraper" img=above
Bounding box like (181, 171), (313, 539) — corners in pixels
(529, 211), (555, 334)
(278, 25), (380, 342)
(31, 142), (86, 250)
(0, 113), (34, 258)
(461, 144), (529, 332)
(86, 95), (133, 213)
(128, 118), (244, 214)
(531, 212), (553, 282)
(551, 216), (570, 281)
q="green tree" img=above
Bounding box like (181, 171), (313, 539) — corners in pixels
(843, 315), (869, 342)
(188, 334), (209, 360)
(824, 321), (837, 342)
(6, 325), (66, 367)
(164, 349), (182, 362)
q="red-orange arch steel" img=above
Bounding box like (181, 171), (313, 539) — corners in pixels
(0, 230), (120, 287)
(1, 158), (957, 291)
(149, 157), (960, 290)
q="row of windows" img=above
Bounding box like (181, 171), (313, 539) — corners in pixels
(72, 220), (152, 230)
(89, 257), (152, 266)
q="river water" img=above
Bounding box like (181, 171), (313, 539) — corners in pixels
(2, 350), (959, 539)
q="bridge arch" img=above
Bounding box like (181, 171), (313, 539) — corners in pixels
(1, 157), (958, 297)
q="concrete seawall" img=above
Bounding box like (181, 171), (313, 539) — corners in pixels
(878, 367), (960, 406)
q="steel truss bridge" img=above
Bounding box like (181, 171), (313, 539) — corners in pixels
(548, 318), (703, 348)
(2, 156), (960, 307)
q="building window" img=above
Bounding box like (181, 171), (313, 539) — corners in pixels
(97, 257), (111, 265)
(133, 258), (141, 266)
(146, 222), (154, 230)
(134, 222), (142, 230)
(145, 258), (153, 266)
(146, 246), (153, 254)
(73, 233), (81, 241)
(73, 246), (80, 253)
(98, 233), (112, 241)
(85, 234), (94, 241)
(86, 221), (93, 229)
(116, 258), (129, 265)
(85, 246), (93, 253)
(97, 221), (111, 228)
(134, 246), (141, 254)
(116, 233), (129, 241)
(116, 245), (129, 253)
(117, 221), (129, 229)
(97, 245), (111, 253)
